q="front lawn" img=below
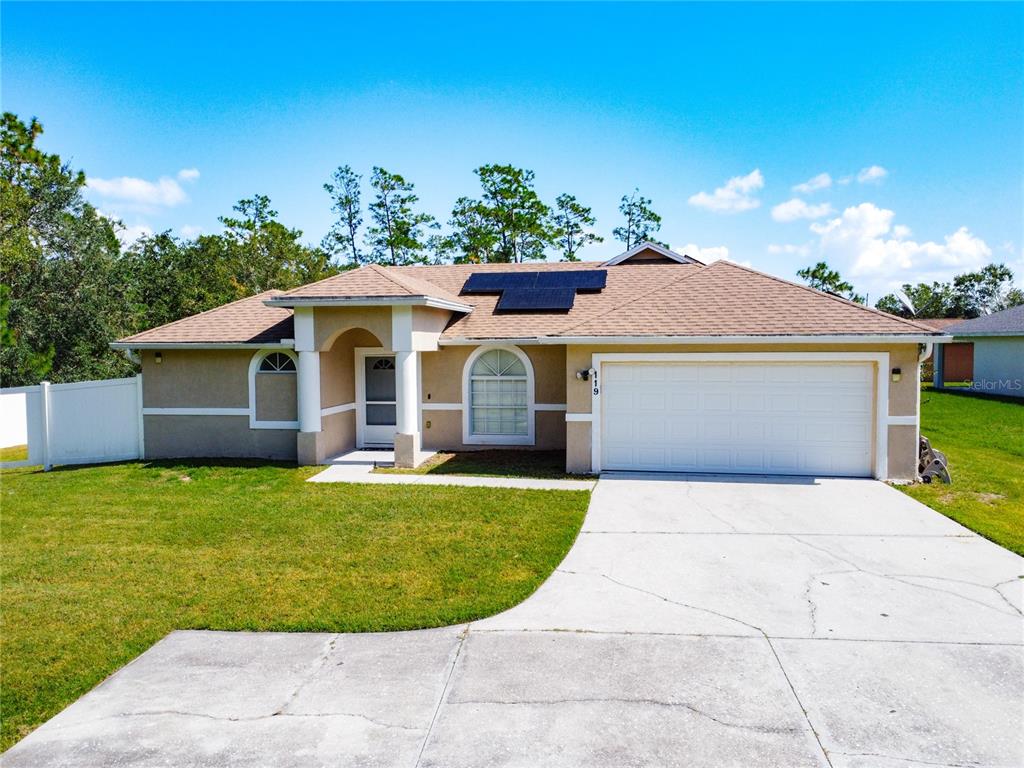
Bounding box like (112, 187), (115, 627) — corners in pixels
(903, 388), (1024, 556)
(0, 460), (589, 751)
(375, 449), (590, 480)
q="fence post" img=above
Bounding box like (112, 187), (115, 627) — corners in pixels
(135, 373), (145, 460)
(39, 380), (52, 471)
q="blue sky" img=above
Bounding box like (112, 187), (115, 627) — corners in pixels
(4, 2), (1022, 299)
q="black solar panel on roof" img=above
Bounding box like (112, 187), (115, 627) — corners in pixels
(462, 269), (605, 312)
(462, 269), (606, 293)
(496, 287), (576, 311)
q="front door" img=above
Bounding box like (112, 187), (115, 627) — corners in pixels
(361, 355), (397, 446)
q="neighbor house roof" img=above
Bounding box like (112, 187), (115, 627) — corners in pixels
(915, 318), (965, 331)
(944, 305), (1024, 337)
(115, 255), (945, 347)
(113, 291), (294, 347)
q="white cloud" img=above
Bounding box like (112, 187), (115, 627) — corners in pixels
(809, 202), (991, 295)
(688, 169), (764, 214)
(793, 173), (832, 194)
(767, 243), (811, 257)
(87, 174), (190, 207)
(115, 223), (153, 247)
(771, 198), (835, 223)
(177, 168), (200, 182)
(856, 165), (888, 184)
(674, 243), (751, 268)
(179, 224), (203, 239)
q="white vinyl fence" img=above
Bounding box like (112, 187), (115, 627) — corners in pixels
(1, 375), (143, 470)
(0, 390), (28, 447)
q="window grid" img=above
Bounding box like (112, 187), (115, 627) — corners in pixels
(258, 352), (296, 373)
(469, 350), (529, 436)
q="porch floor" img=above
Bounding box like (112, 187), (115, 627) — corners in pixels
(307, 450), (596, 491)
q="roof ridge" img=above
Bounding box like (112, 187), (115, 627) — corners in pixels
(372, 264), (466, 304)
(364, 263), (417, 296)
(555, 264), (707, 335)
(121, 289), (286, 342)
(712, 261), (941, 334)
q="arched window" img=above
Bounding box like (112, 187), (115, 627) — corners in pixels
(258, 352), (296, 373)
(468, 348), (529, 437)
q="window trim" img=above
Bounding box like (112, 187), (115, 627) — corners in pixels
(462, 345), (535, 446)
(257, 351), (298, 374)
(248, 348), (300, 430)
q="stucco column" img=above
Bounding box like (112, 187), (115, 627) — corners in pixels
(297, 350), (321, 433)
(395, 350), (418, 435)
(391, 304), (421, 468)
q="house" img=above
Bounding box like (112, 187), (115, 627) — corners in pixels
(933, 305), (1024, 398)
(112, 242), (948, 480)
(916, 318), (973, 382)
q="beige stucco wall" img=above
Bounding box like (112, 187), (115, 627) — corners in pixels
(887, 425), (918, 481)
(320, 328), (380, 409)
(420, 344), (566, 406)
(141, 349), (298, 461)
(255, 373), (297, 421)
(417, 343), (568, 452)
(421, 409), (566, 451)
(142, 350), (250, 408)
(563, 342), (923, 479)
(314, 306), (390, 351)
(144, 415), (296, 460)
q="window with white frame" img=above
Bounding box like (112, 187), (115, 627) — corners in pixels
(469, 349), (528, 436)
(258, 352), (296, 373)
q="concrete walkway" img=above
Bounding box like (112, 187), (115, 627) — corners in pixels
(5, 475), (1022, 767)
(307, 449), (597, 491)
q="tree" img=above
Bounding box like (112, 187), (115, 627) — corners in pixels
(446, 196), (499, 264)
(322, 165), (362, 265)
(447, 165), (555, 263)
(552, 193), (602, 261)
(875, 264), (1023, 318)
(0, 113), (132, 386)
(797, 261), (865, 304)
(219, 194), (335, 294)
(613, 189), (662, 249)
(364, 167), (435, 265)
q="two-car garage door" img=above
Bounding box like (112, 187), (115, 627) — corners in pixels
(600, 362), (875, 477)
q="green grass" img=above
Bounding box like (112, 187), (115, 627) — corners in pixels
(0, 460), (589, 751)
(0, 444), (28, 462)
(376, 449), (593, 480)
(901, 388), (1024, 556)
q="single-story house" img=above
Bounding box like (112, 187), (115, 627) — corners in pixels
(917, 318), (973, 382)
(112, 242), (948, 480)
(933, 305), (1024, 398)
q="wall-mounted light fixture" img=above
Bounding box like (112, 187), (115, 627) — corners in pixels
(155, 352), (163, 364)
(891, 367), (902, 382)
(575, 369), (590, 382)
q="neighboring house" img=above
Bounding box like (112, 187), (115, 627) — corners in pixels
(112, 242), (947, 480)
(933, 305), (1024, 398)
(917, 318), (973, 382)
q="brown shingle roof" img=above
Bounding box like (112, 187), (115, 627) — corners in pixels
(116, 290), (294, 345)
(277, 263), (466, 306)
(118, 259), (942, 345)
(555, 261), (939, 338)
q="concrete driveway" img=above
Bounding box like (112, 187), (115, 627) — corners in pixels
(5, 475), (1023, 767)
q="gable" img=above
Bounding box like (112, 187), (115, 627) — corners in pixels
(602, 241), (704, 266)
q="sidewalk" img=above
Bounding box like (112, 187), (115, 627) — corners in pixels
(307, 450), (597, 491)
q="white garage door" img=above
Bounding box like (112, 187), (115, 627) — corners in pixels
(600, 362), (874, 477)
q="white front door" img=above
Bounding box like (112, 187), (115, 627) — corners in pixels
(360, 354), (397, 446)
(600, 362), (874, 477)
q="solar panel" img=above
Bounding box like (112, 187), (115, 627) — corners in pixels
(462, 269), (606, 311)
(535, 270), (607, 291)
(497, 288), (576, 311)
